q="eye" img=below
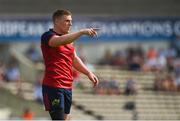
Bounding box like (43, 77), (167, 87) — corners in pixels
(66, 20), (71, 23)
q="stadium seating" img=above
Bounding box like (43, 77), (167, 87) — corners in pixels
(2, 61), (180, 120)
(72, 66), (180, 120)
(1, 0), (180, 119)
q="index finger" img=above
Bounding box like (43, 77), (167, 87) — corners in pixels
(93, 76), (99, 87)
(92, 28), (101, 31)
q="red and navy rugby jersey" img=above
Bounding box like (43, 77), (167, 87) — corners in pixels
(41, 29), (75, 89)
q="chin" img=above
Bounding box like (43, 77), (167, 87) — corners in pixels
(62, 31), (68, 34)
(66, 30), (70, 33)
(64, 31), (69, 34)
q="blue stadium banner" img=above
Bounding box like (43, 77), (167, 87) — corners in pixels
(0, 16), (180, 42)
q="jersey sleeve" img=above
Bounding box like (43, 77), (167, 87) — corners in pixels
(41, 31), (55, 46)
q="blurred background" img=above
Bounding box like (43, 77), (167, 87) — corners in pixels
(0, 0), (180, 120)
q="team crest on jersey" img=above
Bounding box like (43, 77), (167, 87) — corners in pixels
(52, 99), (60, 106)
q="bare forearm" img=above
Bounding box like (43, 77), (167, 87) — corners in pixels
(73, 56), (91, 76)
(49, 28), (98, 47)
(49, 31), (83, 47)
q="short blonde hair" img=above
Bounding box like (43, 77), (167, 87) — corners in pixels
(52, 9), (72, 23)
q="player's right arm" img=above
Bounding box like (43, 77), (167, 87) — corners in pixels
(49, 28), (98, 47)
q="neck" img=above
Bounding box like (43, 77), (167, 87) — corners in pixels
(53, 27), (64, 35)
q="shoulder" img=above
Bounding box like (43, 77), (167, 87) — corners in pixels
(41, 30), (54, 40)
(41, 30), (55, 45)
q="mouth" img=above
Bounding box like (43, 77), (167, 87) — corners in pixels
(67, 27), (71, 32)
(65, 28), (70, 33)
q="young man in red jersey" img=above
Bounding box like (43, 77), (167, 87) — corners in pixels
(41, 9), (99, 120)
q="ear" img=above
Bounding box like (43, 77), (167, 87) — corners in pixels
(54, 18), (59, 25)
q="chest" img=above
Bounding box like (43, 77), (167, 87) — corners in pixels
(58, 44), (74, 54)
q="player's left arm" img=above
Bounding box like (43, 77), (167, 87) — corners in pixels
(73, 51), (99, 87)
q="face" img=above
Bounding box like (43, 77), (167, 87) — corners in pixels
(55, 15), (72, 34)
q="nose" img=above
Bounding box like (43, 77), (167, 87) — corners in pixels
(69, 21), (72, 26)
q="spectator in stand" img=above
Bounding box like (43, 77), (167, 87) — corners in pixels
(99, 49), (113, 65)
(124, 77), (137, 96)
(142, 47), (158, 72)
(25, 43), (42, 63)
(161, 74), (177, 92)
(0, 61), (4, 79)
(155, 51), (167, 71)
(126, 46), (144, 71)
(175, 74), (180, 92)
(95, 76), (121, 95)
(166, 47), (177, 59)
(174, 61), (180, 92)
(143, 48), (167, 72)
(4, 55), (22, 96)
(129, 55), (142, 71)
(111, 50), (127, 68)
(34, 71), (43, 104)
(108, 76), (121, 95)
(0, 61), (5, 87)
(22, 107), (34, 120)
(136, 44), (145, 60)
(154, 73), (164, 91)
(126, 47), (135, 67)
(95, 77), (108, 95)
(147, 47), (157, 60)
(5, 62), (20, 83)
(166, 55), (175, 73)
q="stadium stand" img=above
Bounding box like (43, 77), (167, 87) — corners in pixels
(72, 66), (180, 120)
(3, 61), (180, 120)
